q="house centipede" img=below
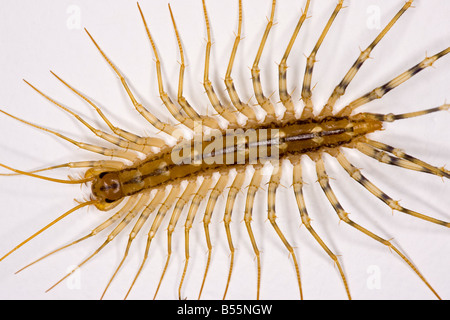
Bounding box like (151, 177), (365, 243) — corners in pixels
(0, 0), (449, 300)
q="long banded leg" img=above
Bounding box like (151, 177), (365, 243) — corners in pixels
(251, 0), (277, 120)
(338, 47), (450, 116)
(45, 192), (153, 293)
(137, 3), (196, 131)
(364, 138), (450, 179)
(123, 185), (181, 299)
(50, 71), (166, 148)
(24, 79), (154, 154)
(320, 0), (413, 117)
(224, 0), (258, 124)
(315, 155), (441, 299)
(334, 150), (449, 227)
(291, 159), (351, 299)
(168, 4), (221, 131)
(198, 174), (230, 299)
(222, 169), (246, 299)
(179, 177), (213, 299)
(153, 181), (198, 299)
(84, 29), (177, 136)
(355, 140), (450, 179)
(267, 164), (302, 299)
(15, 195), (140, 274)
(279, 0), (310, 119)
(361, 104), (450, 123)
(301, 0), (344, 119)
(202, 0), (239, 126)
(0, 109), (137, 161)
(244, 167), (264, 299)
(101, 189), (166, 299)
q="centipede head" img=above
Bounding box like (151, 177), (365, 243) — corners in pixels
(90, 171), (125, 211)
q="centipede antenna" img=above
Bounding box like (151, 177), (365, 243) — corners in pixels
(0, 200), (96, 262)
(0, 162), (94, 184)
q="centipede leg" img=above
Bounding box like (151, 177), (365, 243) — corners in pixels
(334, 150), (449, 227)
(244, 167), (263, 299)
(224, 0), (258, 124)
(251, 0), (277, 121)
(198, 174), (229, 299)
(45, 192), (154, 293)
(320, 1), (414, 117)
(291, 159), (351, 299)
(301, 0), (344, 119)
(338, 47), (450, 116)
(315, 155), (441, 299)
(24, 79), (154, 154)
(355, 140), (450, 179)
(279, 0), (310, 119)
(267, 163), (303, 299)
(84, 28), (178, 136)
(15, 195), (140, 274)
(168, 4), (221, 131)
(222, 170), (246, 299)
(153, 181), (198, 299)
(50, 71), (167, 148)
(101, 189), (166, 299)
(202, 0), (239, 126)
(179, 177), (213, 300)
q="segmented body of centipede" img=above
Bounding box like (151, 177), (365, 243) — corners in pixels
(0, 0), (449, 300)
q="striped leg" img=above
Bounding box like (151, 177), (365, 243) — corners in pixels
(15, 195), (140, 274)
(279, 0), (310, 119)
(24, 79), (155, 154)
(198, 174), (230, 299)
(202, 0), (239, 126)
(301, 0), (344, 119)
(224, 0), (258, 124)
(361, 104), (450, 123)
(320, 1), (413, 117)
(124, 185), (181, 299)
(138, 3), (196, 131)
(251, 0), (277, 121)
(222, 170), (246, 299)
(338, 47), (450, 117)
(45, 191), (153, 293)
(315, 155), (441, 299)
(244, 167), (264, 299)
(50, 71), (166, 148)
(153, 181), (198, 299)
(84, 29), (178, 136)
(0, 109), (137, 161)
(101, 189), (166, 299)
(291, 159), (351, 299)
(179, 177), (213, 300)
(355, 139), (450, 179)
(334, 150), (449, 227)
(267, 164), (303, 299)
(168, 4), (221, 131)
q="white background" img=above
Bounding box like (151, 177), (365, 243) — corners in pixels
(0, 0), (449, 300)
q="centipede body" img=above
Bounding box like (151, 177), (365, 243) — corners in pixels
(0, 0), (449, 299)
